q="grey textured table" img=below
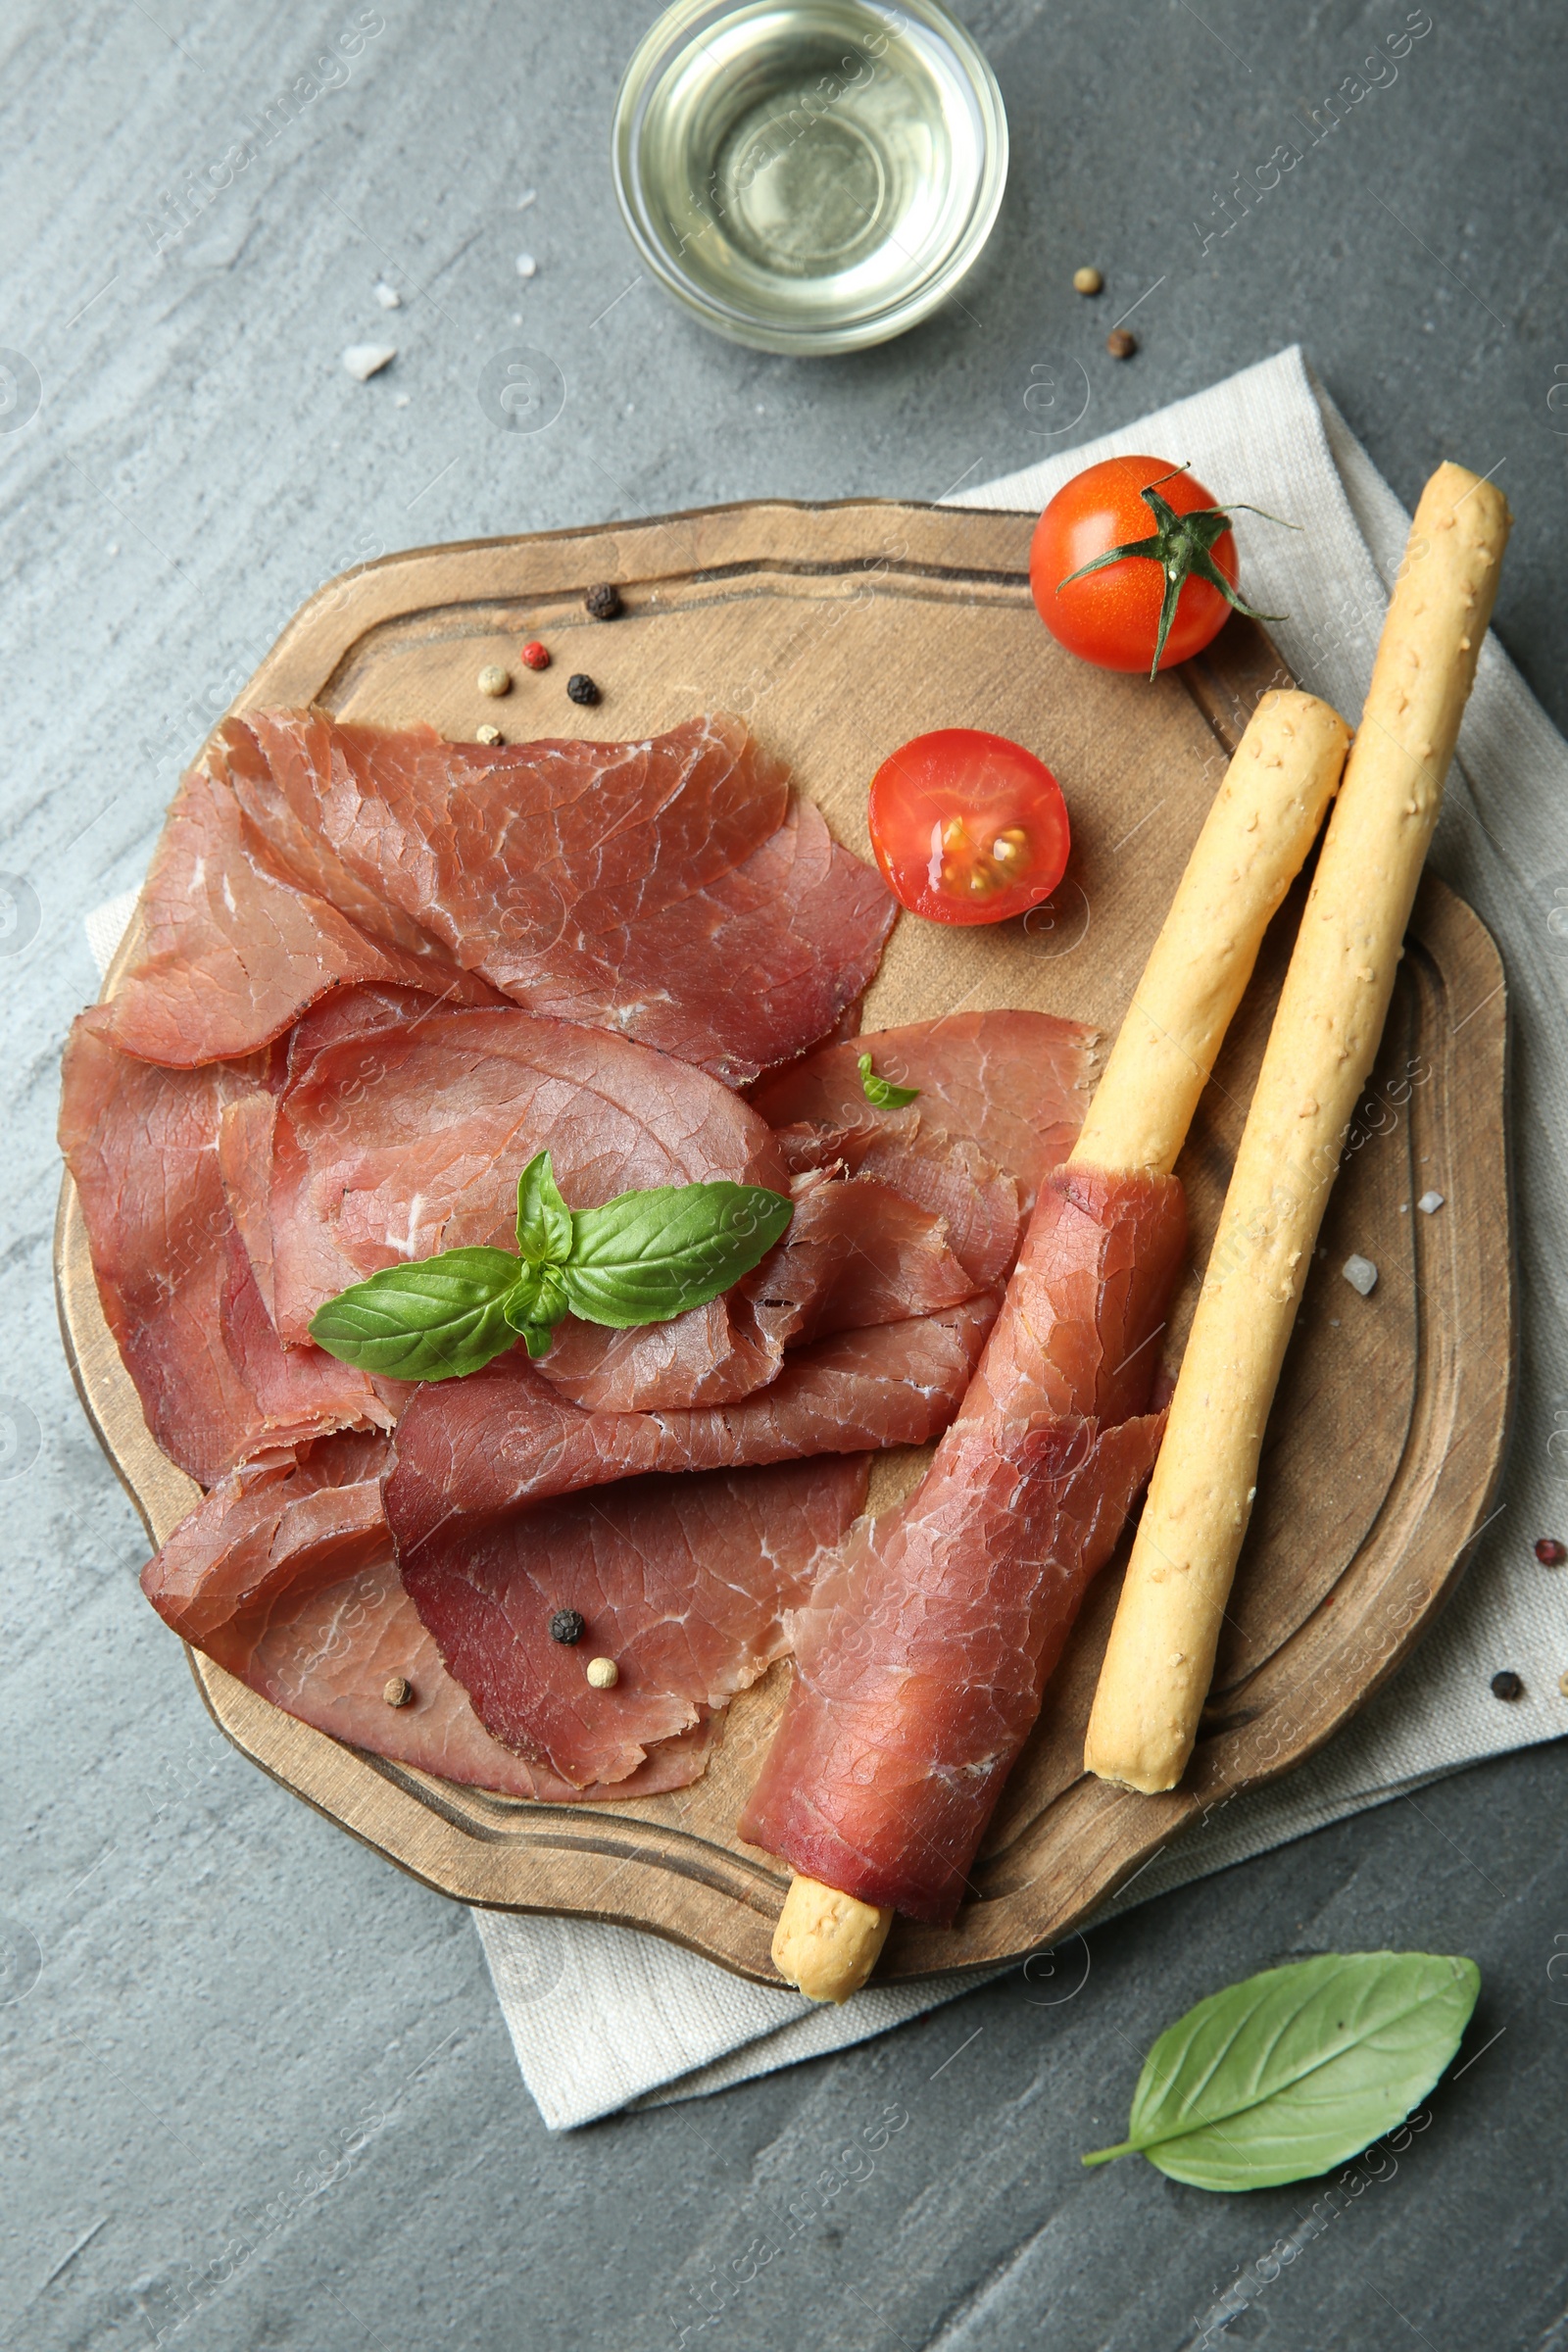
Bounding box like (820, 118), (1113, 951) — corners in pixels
(3, 4), (1566, 2347)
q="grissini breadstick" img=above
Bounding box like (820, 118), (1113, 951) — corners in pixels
(1067, 690), (1354, 1179)
(768, 685), (1350, 2000)
(1084, 459), (1511, 1795)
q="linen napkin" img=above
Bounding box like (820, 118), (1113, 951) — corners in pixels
(87, 345), (1568, 2129)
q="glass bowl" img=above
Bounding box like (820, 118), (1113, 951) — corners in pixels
(612, 0), (1008, 356)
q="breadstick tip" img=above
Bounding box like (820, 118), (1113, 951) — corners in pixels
(771, 1875), (893, 2002)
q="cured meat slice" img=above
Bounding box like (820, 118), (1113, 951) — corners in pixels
(267, 1001), (788, 1383)
(773, 1125), (1023, 1297)
(268, 996), (979, 1413)
(140, 1437), (708, 1799)
(147, 709), (891, 1083)
(594, 791), (893, 1087)
(237, 708), (790, 970)
(237, 708), (895, 1085)
(738, 1171), (982, 1348)
(385, 1298), (998, 1557)
(739, 1165), (1188, 1925)
(752, 1009), (1097, 1214)
(60, 1014), (388, 1486)
(228, 1558), (718, 1800)
(218, 1087), (281, 1322)
(99, 754), (500, 1068)
(142, 1431), (389, 1641)
(403, 1455), (870, 1787)
(99, 710), (893, 1078)
(537, 1168), (982, 1412)
(744, 1409), (1165, 1920)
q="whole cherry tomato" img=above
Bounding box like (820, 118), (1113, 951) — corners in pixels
(867, 728), (1070, 927)
(1030, 456), (1272, 677)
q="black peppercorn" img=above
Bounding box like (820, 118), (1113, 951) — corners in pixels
(1491, 1669), (1523, 1700)
(566, 672), (600, 707)
(550, 1608), (586, 1645)
(584, 582), (622, 619)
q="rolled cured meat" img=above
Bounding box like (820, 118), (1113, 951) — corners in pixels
(740, 1165), (1186, 1922)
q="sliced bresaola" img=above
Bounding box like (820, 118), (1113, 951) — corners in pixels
(60, 1014), (389, 1486)
(267, 997), (790, 1391)
(237, 707), (790, 978)
(237, 708), (896, 1084)
(99, 748), (501, 1068)
(739, 1164), (1188, 1925)
(108, 709), (894, 1081)
(402, 1454), (871, 1787)
(140, 1435), (708, 1799)
(772, 1123), (1024, 1298)
(752, 1009), (1098, 1218)
(528, 1166), (983, 1413)
(385, 1298), (998, 1558)
(268, 994), (980, 1411)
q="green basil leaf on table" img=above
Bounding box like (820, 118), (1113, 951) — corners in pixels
(858, 1052), (919, 1109)
(515, 1149), (573, 1267)
(562, 1181), (793, 1329)
(1081, 1951), (1480, 2191)
(308, 1247), (523, 1383)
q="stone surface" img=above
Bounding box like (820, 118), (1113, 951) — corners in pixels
(2, 3), (1565, 2347)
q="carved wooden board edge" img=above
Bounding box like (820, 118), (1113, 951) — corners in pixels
(53, 499), (1515, 1986)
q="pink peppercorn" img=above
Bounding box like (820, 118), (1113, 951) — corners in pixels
(520, 641), (551, 670)
(1536, 1537), (1566, 1566)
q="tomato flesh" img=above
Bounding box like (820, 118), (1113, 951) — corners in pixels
(1030, 454), (1239, 673)
(867, 729), (1070, 927)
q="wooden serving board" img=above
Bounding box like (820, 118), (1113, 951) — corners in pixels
(56, 500), (1514, 1985)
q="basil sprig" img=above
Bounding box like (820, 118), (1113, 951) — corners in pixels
(858, 1052), (919, 1109)
(309, 1151), (792, 1381)
(1081, 1951), (1479, 2191)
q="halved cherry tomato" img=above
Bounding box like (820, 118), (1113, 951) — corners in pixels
(1030, 455), (1242, 674)
(867, 728), (1070, 927)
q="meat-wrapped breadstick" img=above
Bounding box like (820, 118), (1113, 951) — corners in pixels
(1084, 460), (1510, 1794)
(749, 688), (1353, 2000)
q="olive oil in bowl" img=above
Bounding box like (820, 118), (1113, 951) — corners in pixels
(612, 0), (1007, 355)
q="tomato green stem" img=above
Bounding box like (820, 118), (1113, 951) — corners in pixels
(1056, 466), (1294, 679)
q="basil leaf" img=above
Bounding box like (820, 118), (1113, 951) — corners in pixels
(309, 1247), (522, 1383)
(1082, 1952), (1480, 2192)
(858, 1052), (919, 1109)
(502, 1263), (570, 1356)
(562, 1181), (792, 1330)
(515, 1149), (572, 1267)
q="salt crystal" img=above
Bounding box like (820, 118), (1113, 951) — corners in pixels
(342, 343), (396, 381)
(517, 189), (537, 209)
(515, 253), (537, 278)
(1343, 1253), (1379, 1298)
(393, 393), (411, 408)
(373, 281), (401, 309)
(1417, 1190), (1446, 1214)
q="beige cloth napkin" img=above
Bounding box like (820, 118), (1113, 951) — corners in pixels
(89, 346), (1568, 2129)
